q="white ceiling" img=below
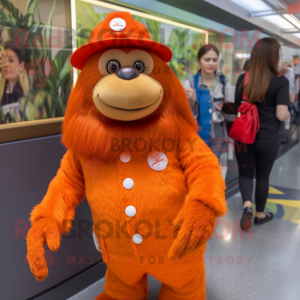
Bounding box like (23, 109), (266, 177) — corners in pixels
(230, 0), (300, 38)
(230, 0), (273, 13)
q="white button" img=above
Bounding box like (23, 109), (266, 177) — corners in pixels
(120, 152), (131, 162)
(132, 234), (143, 244)
(209, 108), (212, 113)
(123, 178), (134, 189)
(125, 205), (136, 217)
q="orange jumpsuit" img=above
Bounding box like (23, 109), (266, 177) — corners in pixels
(28, 132), (227, 300)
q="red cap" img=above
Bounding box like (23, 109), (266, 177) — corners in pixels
(70, 11), (173, 70)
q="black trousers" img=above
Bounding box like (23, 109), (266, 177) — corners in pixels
(234, 137), (280, 212)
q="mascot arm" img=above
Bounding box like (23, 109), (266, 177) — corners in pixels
(167, 133), (227, 260)
(178, 133), (227, 217)
(26, 149), (85, 281)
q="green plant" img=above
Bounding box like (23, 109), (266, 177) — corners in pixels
(76, 1), (108, 48)
(167, 29), (202, 82)
(145, 19), (161, 43)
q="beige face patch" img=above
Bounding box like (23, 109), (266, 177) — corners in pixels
(93, 49), (163, 122)
(98, 49), (154, 75)
(93, 73), (163, 121)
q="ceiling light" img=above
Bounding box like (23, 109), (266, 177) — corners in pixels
(283, 14), (300, 29)
(229, 0), (272, 13)
(263, 15), (295, 29)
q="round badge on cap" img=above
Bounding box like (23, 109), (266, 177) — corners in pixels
(109, 18), (126, 31)
(148, 152), (168, 171)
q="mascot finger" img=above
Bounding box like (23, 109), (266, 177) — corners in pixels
(193, 218), (215, 240)
(167, 223), (192, 260)
(171, 226), (206, 260)
(26, 232), (48, 281)
(170, 211), (185, 231)
(179, 226), (210, 259)
(45, 222), (61, 252)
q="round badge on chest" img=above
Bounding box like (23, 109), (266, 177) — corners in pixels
(147, 152), (168, 171)
(109, 18), (126, 31)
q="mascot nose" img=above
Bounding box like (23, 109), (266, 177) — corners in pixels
(116, 67), (140, 80)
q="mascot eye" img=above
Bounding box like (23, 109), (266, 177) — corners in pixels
(133, 61), (144, 73)
(107, 60), (120, 74)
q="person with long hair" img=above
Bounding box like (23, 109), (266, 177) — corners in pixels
(235, 37), (290, 230)
(183, 44), (232, 179)
(0, 41), (29, 123)
(242, 59), (250, 73)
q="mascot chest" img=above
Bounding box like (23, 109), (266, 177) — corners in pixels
(80, 150), (188, 220)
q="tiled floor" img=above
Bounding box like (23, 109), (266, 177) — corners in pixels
(68, 144), (300, 300)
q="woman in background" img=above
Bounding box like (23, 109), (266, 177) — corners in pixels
(183, 44), (232, 181)
(242, 59), (250, 73)
(235, 38), (290, 230)
(0, 41), (29, 123)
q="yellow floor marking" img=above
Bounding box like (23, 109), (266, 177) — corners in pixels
(268, 186), (284, 195)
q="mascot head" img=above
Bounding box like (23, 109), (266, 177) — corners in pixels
(62, 12), (198, 159)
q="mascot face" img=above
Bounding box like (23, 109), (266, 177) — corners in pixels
(93, 49), (163, 121)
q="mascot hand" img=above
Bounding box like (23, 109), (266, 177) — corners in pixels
(26, 218), (61, 281)
(167, 201), (216, 260)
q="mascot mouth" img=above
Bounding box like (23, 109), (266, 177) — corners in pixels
(97, 91), (162, 111)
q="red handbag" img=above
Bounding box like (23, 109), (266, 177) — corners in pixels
(228, 73), (260, 144)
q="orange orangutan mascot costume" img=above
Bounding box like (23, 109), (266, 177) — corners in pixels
(26, 12), (227, 300)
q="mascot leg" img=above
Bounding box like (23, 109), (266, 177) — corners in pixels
(149, 246), (206, 300)
(157, 265), (205, 300)
(96, 259), (148, 300)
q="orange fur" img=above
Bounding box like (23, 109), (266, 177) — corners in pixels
(26, 47), (227, 299)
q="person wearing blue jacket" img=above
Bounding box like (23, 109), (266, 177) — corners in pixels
(183, 44), (233, 179)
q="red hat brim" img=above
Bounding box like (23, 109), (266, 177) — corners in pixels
(70, 37), (173, 70)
